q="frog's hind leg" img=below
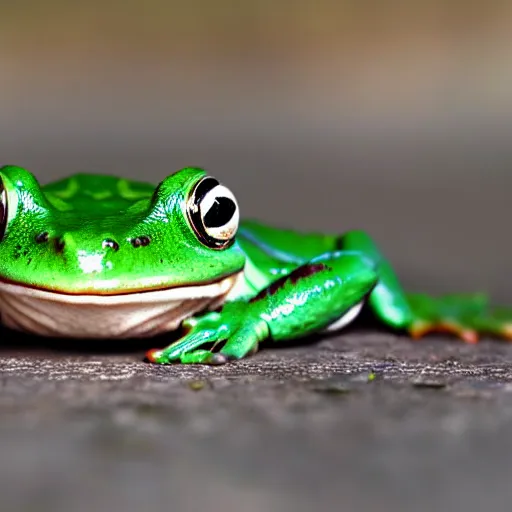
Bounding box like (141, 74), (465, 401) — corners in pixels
(407, 293), (512, 343)
(235, 221), (512, 344)
(340, 230), (512, 343)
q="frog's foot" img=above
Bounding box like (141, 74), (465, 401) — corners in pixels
(409, 319), (479, 344)
(146, 309), (269, 365)
(406, 293), (512, 343)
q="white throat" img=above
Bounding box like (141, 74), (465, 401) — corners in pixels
(0, 273), (241, 339)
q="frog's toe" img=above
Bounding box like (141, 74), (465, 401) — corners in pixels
(479, 307), (512, 341)
(179, 350), (228, 365)
(145, 314), (267, 365)
(405, 298), (512, 344)
(406, 293), (492, 344)
(501, 324), (512, 340)
(409, 320), (479, 344)
(146, 347), (228, 365)
(145, 334), (231, 364)
(145, 348), (169, 364)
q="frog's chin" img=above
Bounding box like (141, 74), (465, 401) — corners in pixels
(0, 272), (243, 339)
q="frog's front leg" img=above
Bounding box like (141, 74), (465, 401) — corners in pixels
(146, 252), (378, 364)
(146, 304), (268, 365)
(340, 230), (512, 343)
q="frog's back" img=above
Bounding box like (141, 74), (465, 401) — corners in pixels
(42, 173), (155, 215)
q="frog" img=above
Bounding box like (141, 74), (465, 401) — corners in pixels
(0, 164), (510, 365)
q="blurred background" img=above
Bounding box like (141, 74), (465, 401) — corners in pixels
(1, 0), (511, 300)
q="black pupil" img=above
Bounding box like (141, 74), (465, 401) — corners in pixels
(203, 197), (236, 229)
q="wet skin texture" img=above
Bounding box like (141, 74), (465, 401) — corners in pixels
(0, 164), (511, 365)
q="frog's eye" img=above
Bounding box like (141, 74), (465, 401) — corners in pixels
(0, 178), (7, 241)
(188, 177), (239, 248)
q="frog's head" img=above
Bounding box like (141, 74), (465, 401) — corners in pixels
(0, 165), (246, 296)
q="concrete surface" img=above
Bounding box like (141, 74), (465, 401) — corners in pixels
(3, 327), (512, 512)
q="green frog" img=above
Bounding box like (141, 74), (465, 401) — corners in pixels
(0, 165), (509, 364)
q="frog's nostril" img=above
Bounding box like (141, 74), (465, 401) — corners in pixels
(130, 235), (151, 248)
(35, 231), (49, 244)
(55, 237), (65, 253)
(102, 239), (120, 252)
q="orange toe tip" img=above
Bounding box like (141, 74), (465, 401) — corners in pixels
(409, 324), (429, 339)
(409, 324), (479, 344)
(145, 349), (162, 363)
(501, 325), (512, 340)
(460, 330), (479, 344)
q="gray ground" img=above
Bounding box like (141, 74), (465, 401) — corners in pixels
(3, 328), (512, 512)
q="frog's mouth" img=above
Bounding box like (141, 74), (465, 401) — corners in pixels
(0, 272), (243, 338)
(0, 271), (242, 304)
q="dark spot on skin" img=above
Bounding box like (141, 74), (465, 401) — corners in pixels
(35, 232), (49, 244)
(15, 244), (22, 250)
(102, 239), (120, 251)
(131, 236), (151, 248)
(160, 259), (164, 264)
(290, 263), (330, 283)
(55, 238), (65, 253)
(335, 237), (345, 251)
(27, 258), (32, 265)
(13, 253), (19, 260)
(22, 250), (29, 257)
(249, 263), (329, 303)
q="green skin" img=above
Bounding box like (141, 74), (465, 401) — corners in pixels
(0, 164), (510, 365)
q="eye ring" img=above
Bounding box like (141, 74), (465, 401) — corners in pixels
(187, 176), (239, 249)
(0, 178), (7, 241)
